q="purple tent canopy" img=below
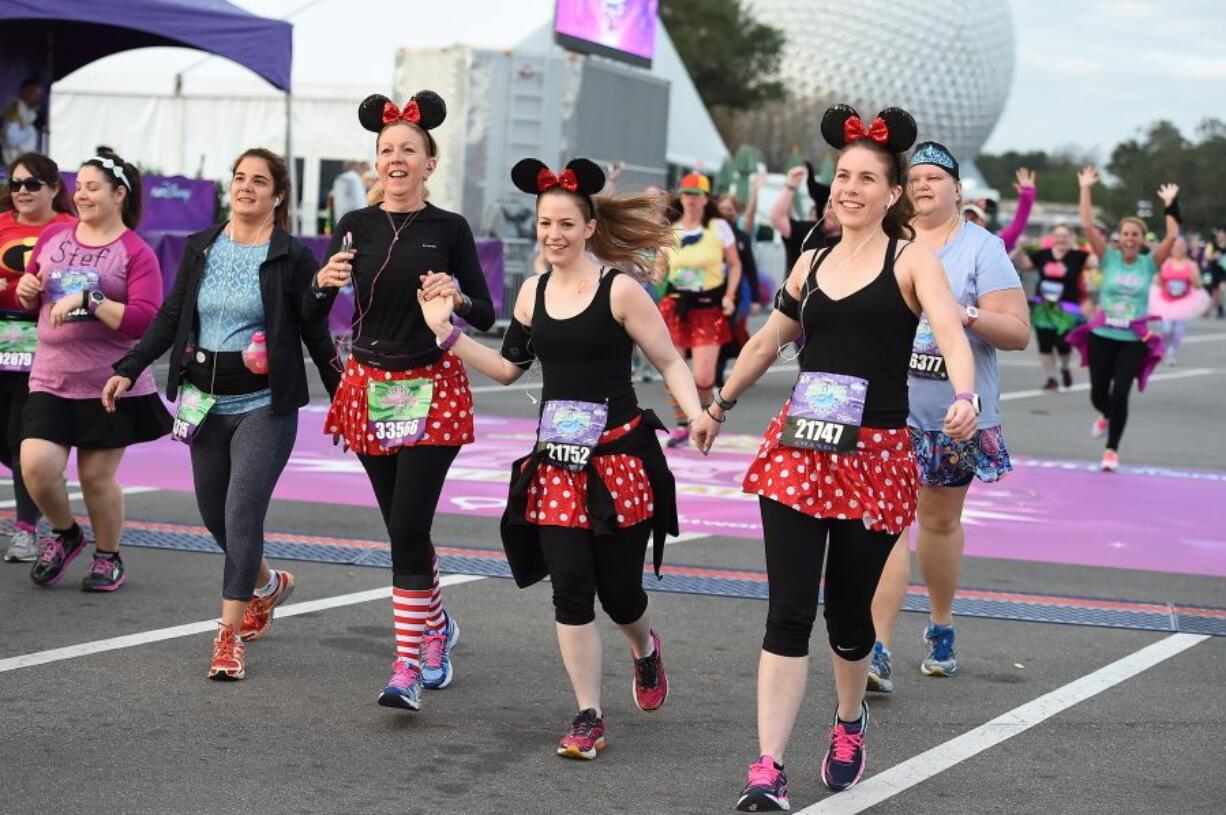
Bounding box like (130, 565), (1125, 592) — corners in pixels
(0, 0), (292, 93)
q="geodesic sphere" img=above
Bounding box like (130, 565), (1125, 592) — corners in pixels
(750, 0), (1015, 167)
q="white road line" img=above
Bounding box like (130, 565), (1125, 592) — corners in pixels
(0, 485), (158, 510)
(1181, 332), (1226, 344)
(998, 367), (1215, 401)
(0, 573), (486, 674)
(796, 632), (1208, 814)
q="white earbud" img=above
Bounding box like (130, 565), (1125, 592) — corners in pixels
(887, 195), (897, 208)
(274, 196), (282, 206)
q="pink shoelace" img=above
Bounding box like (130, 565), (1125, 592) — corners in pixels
(420, 631), (446, 670)
(38, 538), (63, 564)
(88, 556), (115, 576)
(390, 659), (420, 688)
(746, 757), (781, 787)
(829, 725), (865, 764)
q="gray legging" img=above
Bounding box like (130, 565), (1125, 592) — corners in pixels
(190, 407), (298, 600)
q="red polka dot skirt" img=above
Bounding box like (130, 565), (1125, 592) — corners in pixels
(325, 354), (475, 455)
(524, 416), (654, 530)
(742, 403), (918, 536)
(659, 297), (732, 349)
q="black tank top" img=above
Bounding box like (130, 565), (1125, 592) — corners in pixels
(534, 268), (639, 428)
(798, 237), (918, 428)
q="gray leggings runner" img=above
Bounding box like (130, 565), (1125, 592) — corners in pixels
(190, 407), (298, 600)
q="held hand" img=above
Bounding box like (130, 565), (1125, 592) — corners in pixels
(608, 161), (624, 182)
(419, 271), (461, 308)
(15, 273), (42, 306)
(1014, 167), (1036, 190)
(689, 410), (721, 455)
(49, 294), (81, 327)
(942, 400), (978, 442)
(316, 249), (354, 289)
(785, 166), (807, 187)
(417, 287), (455, 334)
(722, 296), (736, 316)
(1157, 183), (1179, 207)
(1077, 166), (1099, 190)
(101, 376), (132, 413)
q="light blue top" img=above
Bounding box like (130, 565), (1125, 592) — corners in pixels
(908, 221), (1022, 432)
(1094, 248), (1157, 342)
(196, 232), (270, 415)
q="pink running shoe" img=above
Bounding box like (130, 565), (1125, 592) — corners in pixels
(240, 570), (296, 641)
(1091, 417), (1108, 438)
(632, 629), (668, 712)
(736, 755), (790, 811)
(1100, 450), (1120, 472)
(821, 703), (869, 792)
(557, 708), (606, 760)
(665, 427), (690, 448)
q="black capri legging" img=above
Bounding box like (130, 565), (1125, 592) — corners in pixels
(1087, 333), (1148, 451)
(1035, 327), (1072, 355)
(538, 521), (652, 627)
(760, 497), (897, 661)
(359, 445), (460, 590)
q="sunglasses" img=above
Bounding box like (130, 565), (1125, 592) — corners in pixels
(8, 178), (45, 193)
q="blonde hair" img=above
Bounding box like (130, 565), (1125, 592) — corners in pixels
(1117, 215), (1146, 236)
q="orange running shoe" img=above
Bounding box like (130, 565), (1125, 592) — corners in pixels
(208, 623), (246, 681)
(240, 570), (296, 641)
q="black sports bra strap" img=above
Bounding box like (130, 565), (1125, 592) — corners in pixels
(534, 270), (552, 315)
(806, 245), (835, 290)
(882, 237), (901, 272)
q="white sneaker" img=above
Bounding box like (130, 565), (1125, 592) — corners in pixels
(4, 527), (40, 562)
(1090, 417), (1108, 439)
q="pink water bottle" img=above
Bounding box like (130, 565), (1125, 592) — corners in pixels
(242, 331), (269, 374)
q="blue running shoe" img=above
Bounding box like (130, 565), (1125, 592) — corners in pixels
(866, 642), (894, 693)
(821, 702), (869, 792)
(736, 755), (790, 811)
(921, 623), (957, 676)
(378, 658), (423, 711)
(420, 612), (459, 689)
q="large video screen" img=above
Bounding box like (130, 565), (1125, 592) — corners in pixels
(554, 0), (659, 69)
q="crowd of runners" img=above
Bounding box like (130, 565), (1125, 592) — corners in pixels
(0, 86), (1209, 810)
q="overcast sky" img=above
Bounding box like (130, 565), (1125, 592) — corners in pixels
(55, 0), (1224, 157)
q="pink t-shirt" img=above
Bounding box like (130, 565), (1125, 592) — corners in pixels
(25, 223), (161, 399)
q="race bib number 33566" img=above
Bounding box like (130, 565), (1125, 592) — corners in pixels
(367, 378), (433, 449)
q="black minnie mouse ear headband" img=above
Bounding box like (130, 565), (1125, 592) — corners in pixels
(511, 157), (605, 214)
(358, 91), (447, 134)
(820, 104), (917, 155)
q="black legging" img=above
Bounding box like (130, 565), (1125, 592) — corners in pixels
(1035, 327), (1072, 356)
(1088, 333), (1148, 451)
(760, 497), (897, 661)
(0, 387), (39, 527)
(359, 445), (460, 590)
(538, 521), (651, 626)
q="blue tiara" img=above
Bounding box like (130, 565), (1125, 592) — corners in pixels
(909, 143), (956, 172)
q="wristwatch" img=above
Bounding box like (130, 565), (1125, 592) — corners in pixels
(963, 305), (979, 327)
(86, 289), (105, 315)
(955, 392), (982, 415)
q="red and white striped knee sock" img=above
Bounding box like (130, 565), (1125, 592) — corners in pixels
(426, 559), (446, 630)
(391, 587), (432, 665)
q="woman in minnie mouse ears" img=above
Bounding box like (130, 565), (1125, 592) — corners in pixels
(653, 171), (743, 447)
(867, 138), (1030, 697)
(303, 91), (494, 712)
(690, 104), (978, 808)
(420, 157), (703, 761)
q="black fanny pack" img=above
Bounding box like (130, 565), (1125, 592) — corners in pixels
(184, 349), (269, 396)
(350, 338), (443, 372)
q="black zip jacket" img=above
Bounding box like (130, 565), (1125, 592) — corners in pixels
(114, 223), (340, 413)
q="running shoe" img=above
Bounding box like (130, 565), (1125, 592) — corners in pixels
(736, 755), (790, 812)
(81, 552), (126, 592)
(1061, 368), (1073, 389)
(4, 524), (39, 562)
(378, 658), (423, 711)
(821, 702), (869, 792)
(866, 642), (894, 693)
(1041, 377), (1059, 393)
(1100, 450), (1120, 472)
(207, 623), (246, 681)
(665, 427), (690, 448)
(921, 623), (957, 676)
(557, 708), (606, 760)
(420, 611), (459, 690)
(632, 629), (668, 712)
(29, 525), (86, 587)
(240, 570), (296, 641)
(1091, 417), (1108, 438)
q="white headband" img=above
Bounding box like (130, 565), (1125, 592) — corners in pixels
(89, 156), (131, 190)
